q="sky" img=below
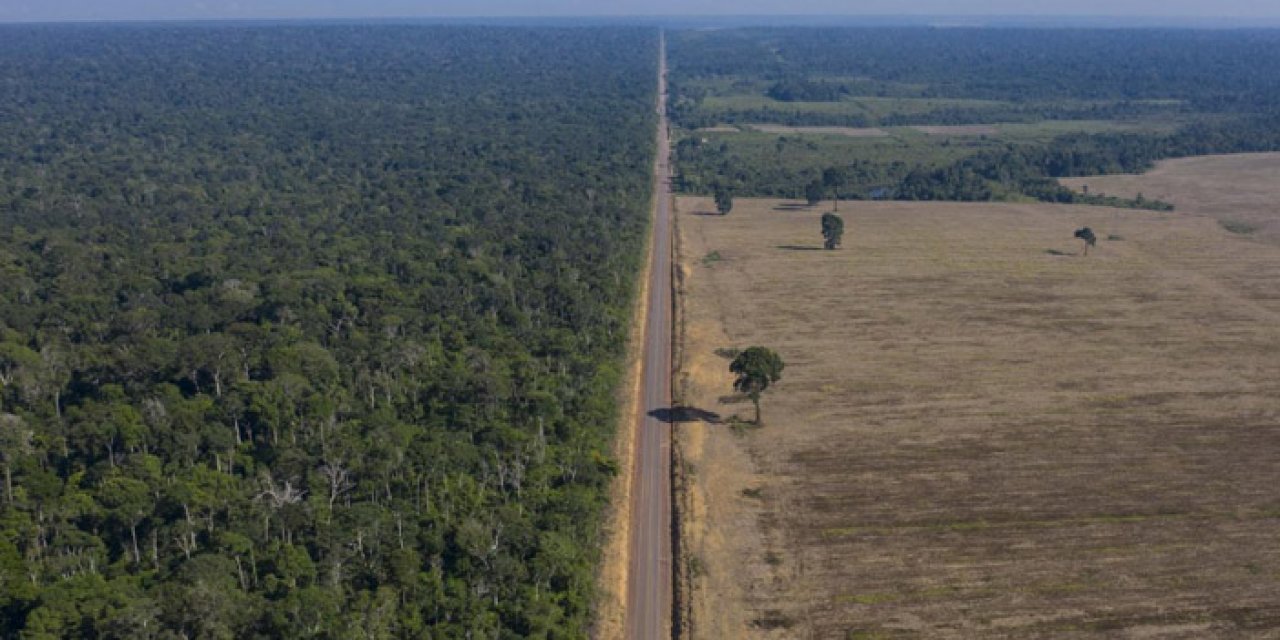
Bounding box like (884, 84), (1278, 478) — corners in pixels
(1, 0), (1278, 22)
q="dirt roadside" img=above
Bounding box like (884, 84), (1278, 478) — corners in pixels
(593, 178), (655, 640)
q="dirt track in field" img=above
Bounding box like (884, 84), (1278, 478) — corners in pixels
(674, 190), (1280, 638)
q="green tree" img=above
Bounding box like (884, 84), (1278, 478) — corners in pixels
(0, 414), (32, 505)
(714, 185), (733, 215)
(821, 212), (844, 250)
(729, 347), (785, 425)
(0, 342), (40, 393)
(804, 179), (824, 206)
(1074, 227), (1097, 256)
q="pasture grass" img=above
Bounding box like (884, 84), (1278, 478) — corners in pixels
(675, 186), (1280, 638)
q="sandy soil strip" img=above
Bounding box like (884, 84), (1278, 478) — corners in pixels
(593, 189), (654, 640)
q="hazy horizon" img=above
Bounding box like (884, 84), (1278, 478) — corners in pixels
(3, 0), (1280, 23)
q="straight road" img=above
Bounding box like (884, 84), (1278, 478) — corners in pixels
(624, 32), (674, 640)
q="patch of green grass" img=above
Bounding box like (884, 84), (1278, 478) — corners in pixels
(997, 118), (1183, 142)
(713, 347), (741, 360)
(700, 94), (1014, 120)
(684, 127), (985, 179)
(678, 116), (1184, 201)
(726, 414), (758, 436)
(687, 555), (704, 579)
(701, 250), (723, 266)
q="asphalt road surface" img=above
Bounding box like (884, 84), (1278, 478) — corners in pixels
(624, 32), (674, 640)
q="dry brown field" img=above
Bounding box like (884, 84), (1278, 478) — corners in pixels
(746, 124), (892, 137)
(1061, 153), (1280, 245)
(674, 184), (1280, 638)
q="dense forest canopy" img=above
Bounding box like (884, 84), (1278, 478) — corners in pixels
(667, 27), (1280, 204)
(0, 24), (656, 638)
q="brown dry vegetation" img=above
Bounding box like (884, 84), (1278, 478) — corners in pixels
(1061, 153), (1280, 246)
(675, 183), (1280, 638)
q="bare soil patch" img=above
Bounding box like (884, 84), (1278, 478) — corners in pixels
(1061, 153), (1280, 245)
(913, 124), (1000, 136)
(675, 195), (1280, 639)
(746, 124), (890, 137)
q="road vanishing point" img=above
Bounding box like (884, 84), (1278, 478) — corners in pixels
(623, 31), (675, 640)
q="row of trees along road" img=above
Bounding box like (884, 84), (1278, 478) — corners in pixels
(0, 25), (658, 638)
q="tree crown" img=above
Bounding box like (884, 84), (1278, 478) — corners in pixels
(729, 347), (785, 397)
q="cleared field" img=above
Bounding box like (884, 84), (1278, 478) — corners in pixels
(1061, 153), (1280, 245)
(913, 124), (999, 136)
(747, 124), (890, 137)
(700, 94), (1011, 118)
(675, 194), (1280, 639)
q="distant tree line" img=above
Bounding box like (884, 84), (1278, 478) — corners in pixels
(669, 27), (1280, 112)
(675, 114), (1280, 207)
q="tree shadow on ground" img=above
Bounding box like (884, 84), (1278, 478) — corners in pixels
(773, 203), (816, 211)
(648, 406), (722, 424)
(775, 245), (824, 251)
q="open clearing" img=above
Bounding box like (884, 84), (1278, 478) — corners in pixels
(912, 125), (999, 136)
(699, 95), (1013, 120)
(746, 124), (890, 137)
(1061, 153), (1280, 245)
(675, 190), (1280, 638)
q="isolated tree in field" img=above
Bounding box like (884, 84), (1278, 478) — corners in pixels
(730, 347), (785, 425)
(821, 213), (844, 250)
(1074, 227), (1097, 256)
(822, 167), (846, 211)
(804, 179), (825, 206)
(714, 186), (733, 215)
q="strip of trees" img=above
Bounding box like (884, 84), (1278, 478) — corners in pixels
(674, 119), (1280, 206)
